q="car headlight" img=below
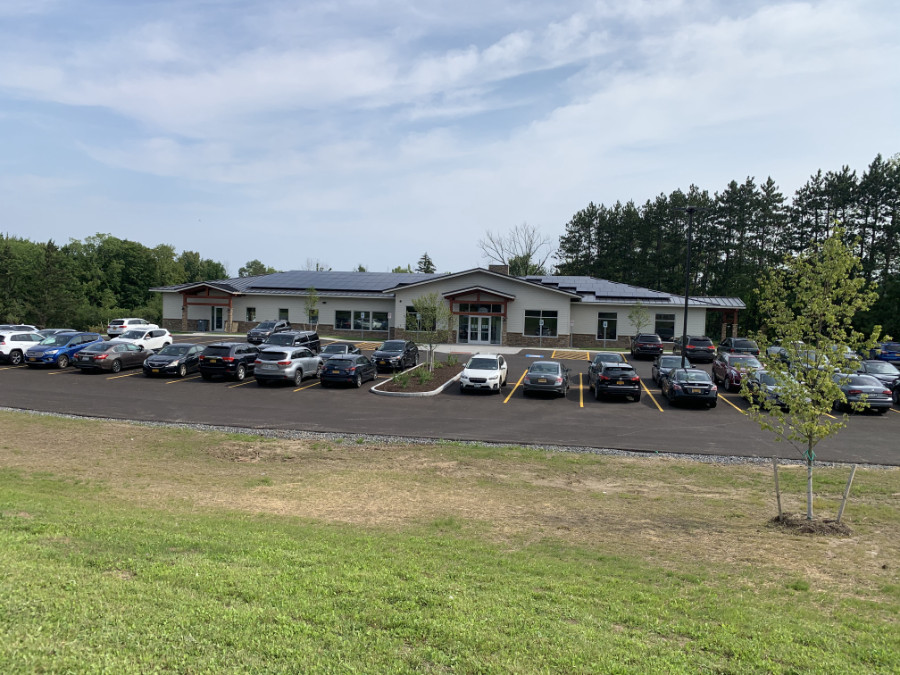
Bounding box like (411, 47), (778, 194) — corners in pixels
(45, 349), (59, 355)
(168, 360), (180, 367)
(487, 374), (499, 381)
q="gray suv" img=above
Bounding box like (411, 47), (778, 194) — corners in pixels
(254, 347), (323, 387)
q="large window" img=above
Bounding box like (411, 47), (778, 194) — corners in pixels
(335, 311), (351, 329)
(655, 313), (676, 340)
(457, 302), (502, 314)
(278, 308), (289, 321)
(524, 310), (558, 337)
(246, 307), (256, 322)
(596, 312), (618, 340)
(406, 306), (435, 332)
(372, 312), (389, 330)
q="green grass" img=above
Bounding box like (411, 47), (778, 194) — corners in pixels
(1, 469), (898, 673)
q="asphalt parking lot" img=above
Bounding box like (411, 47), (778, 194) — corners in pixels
(2, 335), (898, 465)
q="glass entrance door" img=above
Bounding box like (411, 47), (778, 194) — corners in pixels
(212, 307), (224, 331)
(459, 315), (501, 345)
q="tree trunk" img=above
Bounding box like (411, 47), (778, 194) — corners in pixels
(806, 446), (814, 521)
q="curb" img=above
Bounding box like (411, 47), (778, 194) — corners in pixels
(370, 364), (462, 397)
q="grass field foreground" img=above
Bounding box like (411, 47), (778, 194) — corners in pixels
(0, 411), (897, 672)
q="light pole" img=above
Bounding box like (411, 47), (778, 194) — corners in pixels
(674, 206), (707, 369)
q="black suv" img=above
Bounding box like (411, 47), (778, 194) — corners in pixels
(199, 342), (260, 380)
(672, 335), (716, 363)
(630, 333), (663, 359)
(588, 363), (641, 401)
(247, 320), (292, 344)
(371, 340), (419, 372)
(263, 330), (320, 353)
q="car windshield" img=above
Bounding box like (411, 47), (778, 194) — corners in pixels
(40, 335), (75, 346)
(323, 345), (347, 354)
(659, 357), (681, 367)
(849, 375), (881, 387)
(265, 334), (294, 345)
(640, 335), (661, 343)
(690, 338), (712, 346)
(83, 343), (115, 353)
(467, 358), (498, 370)
(158, 345), (189, 356)
(735, 340), (758, 349)
(380, 341), (406, 351)
(259, 351), (290, 361)
(731, 356), (761, 368)
(594, 353), (624, 364)
(677, 370), (710, 383)
(256, 322), (277, 330)
(757, 372), (777, 386)
(867, 362), (899, 374)
(109, 320), (125, 326)
(529, 362), (559, 374)
(605, 366), (635, 376)
(203, 346), (232, 356)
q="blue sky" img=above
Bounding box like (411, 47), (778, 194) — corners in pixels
(1, 0), (897, 276)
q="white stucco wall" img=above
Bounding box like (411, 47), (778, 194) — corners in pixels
(571, 303), (708, 340)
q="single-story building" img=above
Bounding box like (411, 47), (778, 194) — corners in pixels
(151, 266), (745, 349)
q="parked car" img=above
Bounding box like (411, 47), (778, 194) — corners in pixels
(867, 341), (900, 363)
(855, 360), (900, 389)
(198, 342), (260, 381)
(247, 320), (292, 344)
(672, 335), (715, 363)
(24, 332), (104, 368)
(833, 374), (892, 414)
(589, 352), (627, 369)
(107, 318), (157, 338)
(74, 341), (148, 373)
(712, 353), (763, 392)
(652, 355), (690, 385)
(589, 363), (641, 402)
(766, 339), (804, 361)
(36, 328), (77, 337)
(371, 340), (419, 372)
(319, 354), (377, 388)
(718, 337), (760, 356)
(745, 370), (791, 410)
(0, 330), (45, 365)
(254, 347), (323, 386)
(262, 330), (320, 353)
(142, 343), (204, 378)
(459, 354), (508, 393)
(0, 324), (38, 332)
(661, 368), (718, 408)
(113, 328), (173, 352)
(630, 333), (663, 359)
(320, 343), (361, 360)
(523, 361), (569, 397)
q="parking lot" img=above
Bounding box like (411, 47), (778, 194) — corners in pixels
(2, 335), (898, 465)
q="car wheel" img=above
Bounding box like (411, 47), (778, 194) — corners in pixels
(634, 392), (641, 402)
(355, 373), (362, 388)
(111, 359), (121, 373)
(57, 355), (69, 369)
(9, 350), (22, 366)
(459, 383), (465, 394)
(177, 363), (187, 378)
(234, 364), (246, 381)
(593, 384), (601, 401)
(501, 374), (507, 386)
(294, 370), (304, 386)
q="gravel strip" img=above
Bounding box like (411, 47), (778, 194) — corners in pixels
(1, 406), (884, 469)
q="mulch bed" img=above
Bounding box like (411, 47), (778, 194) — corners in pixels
(768, 513), (853, 536)
(377, 363), (465, 393)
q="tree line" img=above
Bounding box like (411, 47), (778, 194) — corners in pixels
(555, 153), (900, 335)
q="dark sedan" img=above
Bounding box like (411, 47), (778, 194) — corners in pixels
(652, 355), (690, 385)
(523, 361), (569, 397)
(833, 374), (892, 414)
(74, 341), (148, 373)
(320, 343), (361, 360)
(855, 360), (900, 389)
(372, 340), (419, 372)
(661, 368), (718, 408)
(143, 343), (204, 378)
(591, 363), (641, 401)
(319, 354), (377, 388)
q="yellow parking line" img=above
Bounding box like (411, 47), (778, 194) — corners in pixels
(890, 408), (900, 415)
(640, 380), (664, 412)
(167, 375), (202, 383)
(293, 380), (321, 392)
(106, 371), (142, 380)
(717, 393), (745, 414)
(578, 373), (584, 408)
(46, 369), (77, 375)
(0, 365), (24, 371)
(503, 370), (527, 403)
(227, 379), (257, 388)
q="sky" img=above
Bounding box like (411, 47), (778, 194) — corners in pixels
(1, 0), (898, 277)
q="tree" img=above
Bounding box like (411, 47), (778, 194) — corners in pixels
(416, 253), (436, 274)
(238, 259), (277, 277)
(744, 229), (880, 520)
(480, 223), (552, 276)
(627, 301), (650, 335)
(406, 292), (454, 371)
(304, 287), (319, 330)
(355, 264), (368, 273)
(303, 258), (331, 271)
(392, 264), (413, 273)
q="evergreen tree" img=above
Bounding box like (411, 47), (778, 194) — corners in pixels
(416, 253), (436, 274)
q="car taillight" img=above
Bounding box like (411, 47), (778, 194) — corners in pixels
(254, 360), (262, 364)
(848, 389), (862, 395)
(672, 384), (682, 390)
(199, 355), (206, 360)
(599, 375), (610, 381)
(630, 376), (640, 382)
(711, 385), (718, 392)
(555, 377), (563, 384)
(348, 366), (357, 372)
(686, 345), (695, 350)
(277, 360), (291, 366)
(94, 354), (107, 360)
(222, 356), (234, 362)
(882, 390), (891, 395)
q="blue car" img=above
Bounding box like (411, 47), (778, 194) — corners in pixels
(24, 332), (104, 368)
(868, 342), (900, 363)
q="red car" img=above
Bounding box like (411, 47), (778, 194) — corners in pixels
(712, 353), (762, 392)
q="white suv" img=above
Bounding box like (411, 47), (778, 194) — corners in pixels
(0, 330), (45, 366)
(107, 318), (158, 338)
(112, 328), (172, 352)
(459, 354), (509, 393)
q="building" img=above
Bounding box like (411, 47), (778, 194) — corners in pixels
(151, 267), (745, 348)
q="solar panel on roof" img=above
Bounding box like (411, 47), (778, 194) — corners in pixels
(246, 270), (439, 292)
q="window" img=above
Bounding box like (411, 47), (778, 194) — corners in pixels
(457, 303), (502, 314)
(406, 306), (435, 332)
(246, 307), (256, 322)
(278, 308), (289, 321)
(372, 312), (389, 330)
(353, 311), (370, 330)
(596, 312), (618, 340)
(308, 308), (319, 325)
(524, 310), (558, 337)
(335, 311), (351, 330)
(655, 313), (676, 341)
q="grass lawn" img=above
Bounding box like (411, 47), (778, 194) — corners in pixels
(0, 411), (897, 673)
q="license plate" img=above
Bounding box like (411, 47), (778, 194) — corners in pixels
(208, 358), (217, 364)
(152, 368), (159, 373)
(331, 369), (340, 374)
(690, 388), (701, 394)
(379, 360), (387, 365)
(616, 380), (624, 385)
(538, 378), (547, 383)
(28, 357), (37, 362)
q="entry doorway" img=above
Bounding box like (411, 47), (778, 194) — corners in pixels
(212, 307), (224, 331)
(458, 315), (501, 345)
